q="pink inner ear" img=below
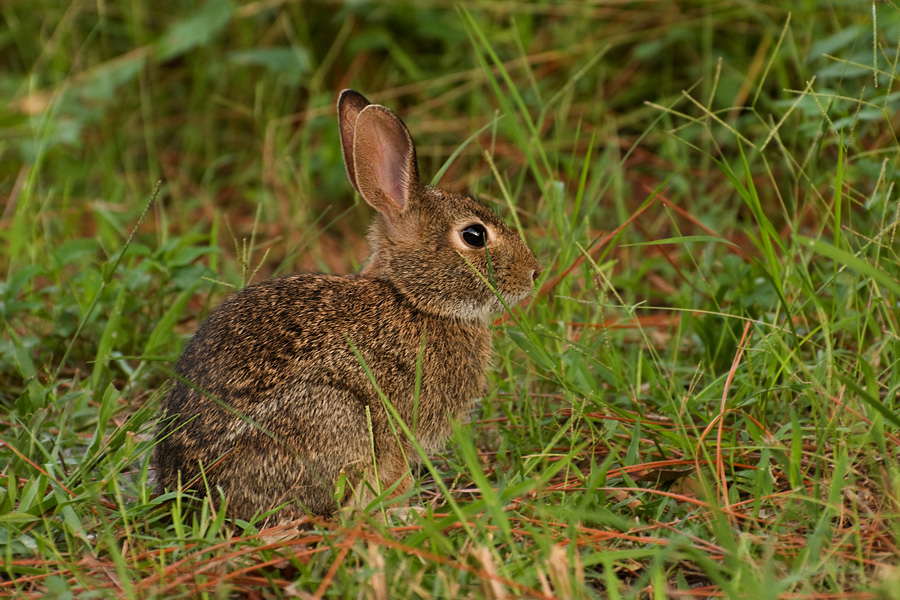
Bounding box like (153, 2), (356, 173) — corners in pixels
(370, 117), (412, 209)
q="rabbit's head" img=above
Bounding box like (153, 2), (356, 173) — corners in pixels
(338, 90), (540, 322)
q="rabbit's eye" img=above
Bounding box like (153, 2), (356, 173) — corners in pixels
(461, 224), (487, 248)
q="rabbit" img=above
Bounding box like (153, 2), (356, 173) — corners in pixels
(152, 90), (540, 521)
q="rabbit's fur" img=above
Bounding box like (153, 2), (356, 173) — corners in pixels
(153, 90), (540, 520)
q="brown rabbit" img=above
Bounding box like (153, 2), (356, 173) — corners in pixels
(152, 90), (540, 521)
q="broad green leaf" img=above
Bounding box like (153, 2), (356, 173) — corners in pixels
(799, 236), (900, 297)
(157, 0), (235, 60)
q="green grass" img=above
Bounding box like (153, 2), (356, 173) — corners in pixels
(2, 1), (900, 597)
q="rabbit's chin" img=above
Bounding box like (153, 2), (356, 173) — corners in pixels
(449, 290), (532, 322)
(444, 301), (495, 322)
(503, 288), (534, 307)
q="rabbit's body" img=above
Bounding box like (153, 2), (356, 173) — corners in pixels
(153, 91), (539, 520)
(156, 273), (491, 518)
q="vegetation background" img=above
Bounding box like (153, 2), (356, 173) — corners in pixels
(2, 0), (899, 597)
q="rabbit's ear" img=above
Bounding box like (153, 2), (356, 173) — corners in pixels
(338, 90), (372, 194)
(352, 104), (420, 216)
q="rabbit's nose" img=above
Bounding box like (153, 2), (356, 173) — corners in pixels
(530, 268), (540, 283)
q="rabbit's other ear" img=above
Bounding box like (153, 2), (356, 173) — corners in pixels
(338, 89), (372, 194)
(352, 104), (420, 217)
